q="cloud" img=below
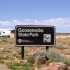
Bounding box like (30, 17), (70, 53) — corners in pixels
(24, 19), (33, 22)
(12, 19), (34, 25)
(34, 18), (70, 28)
(0, 21), (11, 26)
(12, 20), (23, 25)
(0, 18), (70, 28)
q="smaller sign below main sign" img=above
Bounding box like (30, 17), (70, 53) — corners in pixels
(15, 25), (56, 46)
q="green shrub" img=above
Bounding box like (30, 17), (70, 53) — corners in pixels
(0, 55), (4, 60)
(7, 62), (21, 70)
(45, 59), (52, 66)
(60, 56), (70, 66)
(27, 63), (34, 67)
(37, 63), (41, 69)
(34, 51), (46, 57)
(14, 67), (21, 70)
(24, 66), (30, 70)
(3, 55), (9, 60)
(0, 60), (4, 64)
(46, 50), (61, 62)
(22, 63), (34, 67)
(27, 56), (35, 64)
(35, 50), (70, 66)
(14, 62), (21, 66)
(7, 62), (15, 69)
(34, 50), (61, 62)
(22, 63), (28, 67)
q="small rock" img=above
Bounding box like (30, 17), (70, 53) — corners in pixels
(17, 51), (21, 55)
(6, 50), (11, 53)
(13, 57), (18, 62)
(46, 62), (68, 70)
(0, 48), (4, 51)
(9, 48), (11, 49)
(28, 50), (36, 56)
(2, 49), (6, 52)
(13, 51), (16, 54)
(35, 55), (49, 67)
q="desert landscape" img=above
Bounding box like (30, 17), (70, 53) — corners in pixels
(0, 0), (70, 70)
(0, 36), (70, 70)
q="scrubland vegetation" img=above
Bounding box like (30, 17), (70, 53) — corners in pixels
(0, 37), (70, 70)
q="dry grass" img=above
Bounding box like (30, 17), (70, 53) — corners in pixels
(0, 37), (70, 70)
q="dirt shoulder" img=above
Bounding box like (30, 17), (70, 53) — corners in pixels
(0, 63), (11, 70)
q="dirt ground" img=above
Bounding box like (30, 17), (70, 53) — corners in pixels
(0, 63), (11, 70)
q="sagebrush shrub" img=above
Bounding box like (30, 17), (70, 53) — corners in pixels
(34, 50), (61, 62)
(34, 50), (70, 66)
(27, 56), (35, 64)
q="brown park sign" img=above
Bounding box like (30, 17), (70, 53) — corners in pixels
(15, 25), (56, 46)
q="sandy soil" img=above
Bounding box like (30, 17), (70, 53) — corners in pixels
(0, 64), (11, 70)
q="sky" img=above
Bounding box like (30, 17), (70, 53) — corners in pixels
(0, 0), (70, 33)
